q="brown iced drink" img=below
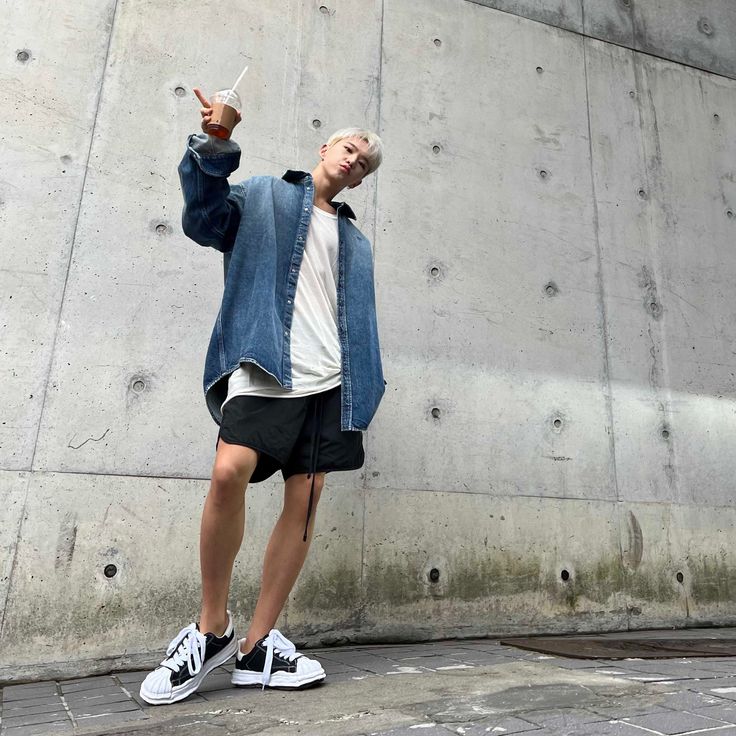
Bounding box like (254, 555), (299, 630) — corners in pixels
(206, 89), (242, 140)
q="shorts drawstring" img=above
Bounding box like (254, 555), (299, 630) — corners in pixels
(303, 393), (325, 542)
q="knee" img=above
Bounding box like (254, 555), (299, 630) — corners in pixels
(210, 456), (256, 498)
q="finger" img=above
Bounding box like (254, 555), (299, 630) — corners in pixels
(200, 107), (213, 117)
(193, 87), (211, 108)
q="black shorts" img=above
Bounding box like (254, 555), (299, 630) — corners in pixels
(217, 384), (364, 483)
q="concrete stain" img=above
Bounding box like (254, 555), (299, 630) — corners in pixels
(689, 556), (736, 603)
(292, 561), (362, 611)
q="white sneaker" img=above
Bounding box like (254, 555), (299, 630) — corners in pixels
(231, 629), (326, 689)
(140, 611), (237, 705)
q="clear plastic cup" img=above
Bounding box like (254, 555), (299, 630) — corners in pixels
(206, 89), (242, 139)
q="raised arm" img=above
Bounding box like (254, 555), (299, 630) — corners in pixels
(177, 88), (245, 253)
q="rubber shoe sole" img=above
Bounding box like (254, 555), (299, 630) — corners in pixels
(231, 666), (326, 689)
(140, 637), (238, 705)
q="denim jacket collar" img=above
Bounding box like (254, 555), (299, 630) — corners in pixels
(281, 170), (356, 220)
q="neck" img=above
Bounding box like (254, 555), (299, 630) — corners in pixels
(310, 164), (344, 211)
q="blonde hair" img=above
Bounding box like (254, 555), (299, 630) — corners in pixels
(325, 128), (383, 175)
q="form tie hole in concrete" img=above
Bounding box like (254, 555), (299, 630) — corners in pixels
(545, 282), (558, 297)
(560, 569), (571, 582)
(155, 223), (168, 235)
(16, 49), (31, 63)
(553, 418), (563, 430)
(661, 428), (670, 440)
(104, 564), (118, 579)
(621, 0), (631, 7)
(432, 145), (441, 155)
(698, 18), (714, 36)
(312, 119), (322, 129)
(638, 188), (648, 200)
(727, 209), (734, 220)
(536, 66), (544, 74)
(649, 301), (660, 316)
(676, 571), (685, 584)
(539, 169), (549, 180)
(319, 5), (330, 13)
(174, 86), (186, 97)
(629, 90), (636, 98)
(132, 378), (146, 393)
(433, 38), (442, 47)
(713, 113), (720, 122)
(429, 568), (441, 583)
(430, 265), (441, 278)
(431, 407), (441, 419)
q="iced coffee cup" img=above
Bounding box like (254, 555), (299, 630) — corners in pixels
(206, 89), (242, 139)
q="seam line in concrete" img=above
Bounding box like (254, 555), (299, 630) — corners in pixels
(581, 39), (621, 504)
(361, 0), (385, 622)
(29, 0), (121, 474)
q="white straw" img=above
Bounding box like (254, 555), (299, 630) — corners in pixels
(232, 63), (249, 94)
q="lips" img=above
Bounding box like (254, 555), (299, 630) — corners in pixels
(339, 164), (351, 173)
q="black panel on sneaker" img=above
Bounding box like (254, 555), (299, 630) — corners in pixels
(235, 635), (299, 676)
(169, 627), (235, 687)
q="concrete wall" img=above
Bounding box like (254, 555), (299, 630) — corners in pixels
(1, 0), (735, 681)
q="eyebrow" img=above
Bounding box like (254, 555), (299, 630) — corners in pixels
(344, 141), (369, 163)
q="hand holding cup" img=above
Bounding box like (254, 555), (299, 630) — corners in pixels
(194, 87), (242, 139)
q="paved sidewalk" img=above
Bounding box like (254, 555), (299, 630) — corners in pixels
(4, 630), (736, 736)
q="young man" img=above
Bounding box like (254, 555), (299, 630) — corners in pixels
(139, 89), (386, 704)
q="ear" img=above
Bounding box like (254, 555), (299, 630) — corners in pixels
(319, 143), (329, 160)
(347, 178), (363, 190)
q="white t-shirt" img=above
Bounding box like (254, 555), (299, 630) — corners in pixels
(223, 205), (342, 406)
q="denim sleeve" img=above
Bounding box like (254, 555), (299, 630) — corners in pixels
(177, 133), (246, 253)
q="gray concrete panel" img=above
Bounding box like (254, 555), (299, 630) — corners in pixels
(469, 0), (736, 80)
(366, 359), (615, 499)
(361, 489), (628, 637)
(371, 1), (614, 499)
(631, 58), (736, 509)
(584, 39), (682, 506)
(31, 0), (382, 478)
(0, 1), (116, 470)
(629, 0), (736, 81)
(585, 38), (736, 505)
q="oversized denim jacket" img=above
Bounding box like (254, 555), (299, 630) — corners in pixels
(177, 134), (385, 431)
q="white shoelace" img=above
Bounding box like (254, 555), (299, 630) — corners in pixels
(261, 629), (300, 688)
(161, 623), (207, 677)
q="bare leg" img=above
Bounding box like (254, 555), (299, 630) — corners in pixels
(241, 472), (326, 651)
(199, 439), (259, 636)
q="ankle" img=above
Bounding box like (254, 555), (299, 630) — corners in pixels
(241, 630), (265, 654)
(199, 611), (228, 637)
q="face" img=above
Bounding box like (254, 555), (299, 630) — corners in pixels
(319, 136), (371, 189)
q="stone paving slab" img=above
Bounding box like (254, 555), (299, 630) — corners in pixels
(624, 709), (732, 733)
